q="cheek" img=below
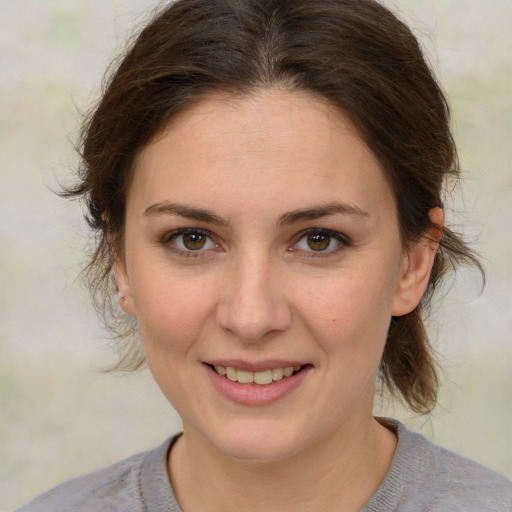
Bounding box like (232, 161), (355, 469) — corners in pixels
(133, 272), (218, 410)
(295, 268), (395, 355)
(131, 268), (217, 355)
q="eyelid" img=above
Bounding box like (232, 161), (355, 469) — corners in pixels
(160, 227), (349, 258)
(162, 227), (212, 242)
(161, 228), (221, 255)
(289, 228), (350, 256)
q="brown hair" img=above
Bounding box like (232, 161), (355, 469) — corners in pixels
(68, 0), (482, 414)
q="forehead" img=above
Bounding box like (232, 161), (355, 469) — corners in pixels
(130, 89), (394, 219)
(144, 89), (367, 165)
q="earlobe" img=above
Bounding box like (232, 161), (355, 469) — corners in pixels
(113, 258), (136, 316)
(391, 207), (444, 316)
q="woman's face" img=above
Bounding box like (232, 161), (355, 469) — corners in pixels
(116, 89), (427, 461)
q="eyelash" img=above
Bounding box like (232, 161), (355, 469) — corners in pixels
(160, 227), (350, 258)
(290, 228), (350, 258)
(161, 228), (220, 258)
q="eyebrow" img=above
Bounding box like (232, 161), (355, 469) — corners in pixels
(277, 202), (369, 226)
(143, 202), (229, 226)
(143, 201), (369, 226)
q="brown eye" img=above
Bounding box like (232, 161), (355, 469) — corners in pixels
(168, 230), (217, 252)
(182, 232), (207, 250)
(307, 233), (331, 251)
(291, 229), (348, 255)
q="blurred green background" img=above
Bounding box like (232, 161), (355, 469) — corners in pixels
(1, 0), (511, 509)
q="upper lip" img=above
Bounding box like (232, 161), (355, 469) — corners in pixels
(204, 359), (309, 372)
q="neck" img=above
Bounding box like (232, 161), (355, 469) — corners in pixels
(168, 416), (397, 512)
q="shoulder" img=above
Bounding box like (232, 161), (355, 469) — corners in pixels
(411, 431), (512, 511)
(364, 419), (512, 512)
(14, 438), (176, 512)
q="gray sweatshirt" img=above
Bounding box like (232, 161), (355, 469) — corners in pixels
(15, 420), (512, 511)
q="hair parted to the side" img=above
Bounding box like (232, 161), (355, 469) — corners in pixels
(66, 0), (483, 414)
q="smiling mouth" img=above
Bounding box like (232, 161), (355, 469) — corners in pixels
(209, 364), (305, 385)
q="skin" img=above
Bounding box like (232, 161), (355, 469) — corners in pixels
(115, 89), (442, 511)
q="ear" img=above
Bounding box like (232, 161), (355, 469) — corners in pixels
(113, 257), (136, 316)
(391, 207), (444, 316)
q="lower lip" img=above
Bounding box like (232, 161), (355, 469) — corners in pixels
(205, 365), (312, 406)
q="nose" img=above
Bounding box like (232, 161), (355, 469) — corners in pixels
(216, 250), (292, 342)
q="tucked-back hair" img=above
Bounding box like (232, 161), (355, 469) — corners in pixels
(68, 0), (482, 414)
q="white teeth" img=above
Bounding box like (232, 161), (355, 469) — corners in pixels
(237, 369), (254, 384)
(213, 365), (302, 385)
(271, 367), (284, 380)
(214, 365), (226, 376)
(226, 367), (237, 381)
(254, 369), (273, 385)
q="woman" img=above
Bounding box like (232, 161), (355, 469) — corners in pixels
(17, 0), (512, 510)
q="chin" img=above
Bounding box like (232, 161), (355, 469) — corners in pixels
(220, 438), (303, 463)
(201, 421), (317, 463)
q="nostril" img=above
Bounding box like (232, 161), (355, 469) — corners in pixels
(216, 300), (292, 341)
